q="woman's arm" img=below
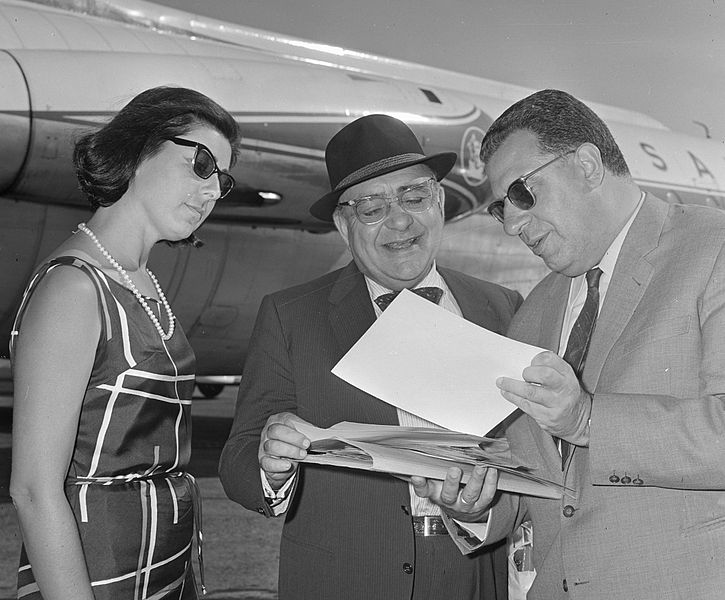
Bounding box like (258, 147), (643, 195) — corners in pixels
(10, 266), (101, 600)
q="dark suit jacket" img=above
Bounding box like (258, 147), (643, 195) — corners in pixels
(219, 261), (522, 600)
(486, 195), (725, 600)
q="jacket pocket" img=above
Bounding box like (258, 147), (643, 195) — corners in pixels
(617, 314), (691, 357)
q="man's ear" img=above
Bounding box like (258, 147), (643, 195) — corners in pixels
(437, 184), (446, 217)
(574, 143), (605, 189)
(332, 209), (351, 247)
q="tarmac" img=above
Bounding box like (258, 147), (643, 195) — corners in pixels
(0, 367), (283, 600)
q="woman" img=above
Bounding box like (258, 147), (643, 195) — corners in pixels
(10, 86), (240, 599)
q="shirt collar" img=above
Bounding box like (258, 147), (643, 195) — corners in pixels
(365, 263), (444, 300)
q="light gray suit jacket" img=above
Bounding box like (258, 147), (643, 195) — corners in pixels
(486, 194), (725, 600)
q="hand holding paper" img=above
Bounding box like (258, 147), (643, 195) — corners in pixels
(259, 412), (311, 490)
(410, 463), (498, 522)
(497, 350), (593, 445)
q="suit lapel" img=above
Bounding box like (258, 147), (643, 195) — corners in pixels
(582, 195), (667, 391)
(327, 261), (399, 425)
(532, 280), (570, 476)
(539, 274), (570, 353)
(514, 274), (571, 476)
(439, 268), (493, 326)
(328, 261), (375, 355)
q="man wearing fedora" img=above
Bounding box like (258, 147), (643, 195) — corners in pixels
(219, 114), (521, 600)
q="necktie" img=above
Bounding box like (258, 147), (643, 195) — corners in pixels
(560, 267), (602, 464)
(374, 286), (443, 312)
(563, 268), (602, 376)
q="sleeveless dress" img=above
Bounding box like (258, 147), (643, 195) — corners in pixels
(10, 256), (202, 599)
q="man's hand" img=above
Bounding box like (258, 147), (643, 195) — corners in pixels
(497, 350), (592, 446)
(258, 412), (310, 490)
(410, 465), (498, 522)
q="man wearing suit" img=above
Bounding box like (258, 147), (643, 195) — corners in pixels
(219, 114), (522, 600)
(414, 89), (725, 599)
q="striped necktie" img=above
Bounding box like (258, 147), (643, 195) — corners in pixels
(563, 268), (602, 376)
(560, 267), (602, 464)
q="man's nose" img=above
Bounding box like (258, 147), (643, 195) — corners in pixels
(201, 174), (222, 200)
(384, 199), (414, 229)
(502, 203), (531, 237)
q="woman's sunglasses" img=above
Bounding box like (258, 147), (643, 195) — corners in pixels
(167, 137), (235, 199)
(487, 150), (575, 223)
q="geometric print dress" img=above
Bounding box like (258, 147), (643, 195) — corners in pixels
(11, 256), (201, 599)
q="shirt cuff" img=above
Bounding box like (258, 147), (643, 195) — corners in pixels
(440, 511), (490, 555)
(260, 469), (296, 516)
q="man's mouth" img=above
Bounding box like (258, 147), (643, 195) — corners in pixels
(185, 204), (204, 219)
(525, 232), (548, 255)
(383, 235), (421, 250)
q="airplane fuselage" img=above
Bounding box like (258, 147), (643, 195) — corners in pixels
(1, 0), (723, 375)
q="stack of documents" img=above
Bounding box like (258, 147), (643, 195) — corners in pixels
(298, 421), (568, 499)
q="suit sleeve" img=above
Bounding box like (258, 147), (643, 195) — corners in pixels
(589, 241), (725, 489)
(219, 295), (298, 514)
(486, 492), (529, 544)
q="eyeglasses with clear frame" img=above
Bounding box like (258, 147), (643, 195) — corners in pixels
(167, 137), (236, 199)
(337, 177), (440, 225)
(487, 150), (575, 223)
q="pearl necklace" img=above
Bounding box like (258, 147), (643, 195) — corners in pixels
(77, 222), (175, 341)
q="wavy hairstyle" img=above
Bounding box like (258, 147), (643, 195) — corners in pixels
(73, 86), (241, 246)
(479, 89), (630, 177)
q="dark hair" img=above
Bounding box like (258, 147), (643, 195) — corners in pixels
(73, 86), (241, 246)
(479, 89), (630, 177)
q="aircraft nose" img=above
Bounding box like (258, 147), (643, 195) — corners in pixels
(0, 52), (31, 194)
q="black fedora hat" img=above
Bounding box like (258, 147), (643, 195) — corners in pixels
(310, 114), (457, 222)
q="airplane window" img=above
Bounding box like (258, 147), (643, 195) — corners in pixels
(665, 190), (681, 204)
(420, 89), (442, 104)
(442, 182), (490, 223)
(443, 191), (463, 220)
(704, 196), (725, 210)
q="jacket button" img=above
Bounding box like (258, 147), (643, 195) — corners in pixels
(621, 475), (632, 484)
(633, 476), (643, 485)
(563, 578), (569, 592)
(562, 505), (576, 518)
(609, 473), (620, 483)
(402, 562), (413, 574)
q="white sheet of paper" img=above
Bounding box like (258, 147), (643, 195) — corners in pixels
(332, 289), (545, 436)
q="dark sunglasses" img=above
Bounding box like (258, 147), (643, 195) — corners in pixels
(487, 150), (575, 223)
(167, 137), (235, 199)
